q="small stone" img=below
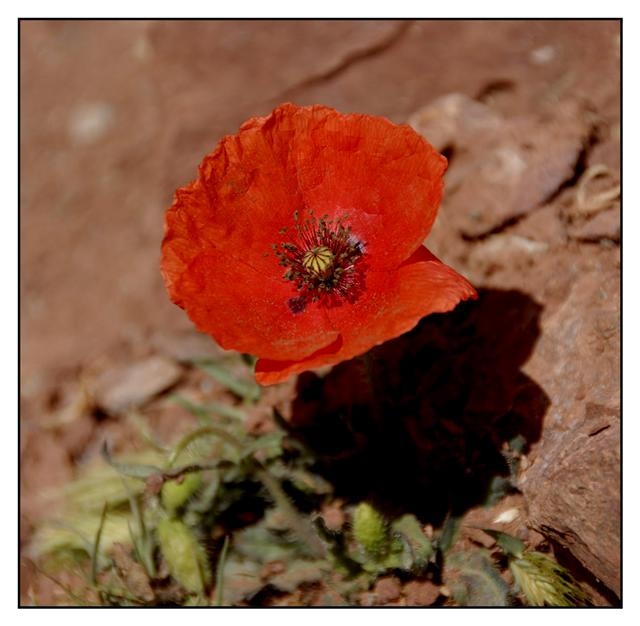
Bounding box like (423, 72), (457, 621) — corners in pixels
(493, 508), (520, 524)
(403, 580), (441, 606)
(467, 234), (548, 276)
(530, 45), (556, 65)
(320, 501), (346, 532)
(416, 97), (593, 238)
(90, 356), (182, 414)
(373, 576), (402, 604)
(409, 93), (502, 152)
(68, 102), (115, 145)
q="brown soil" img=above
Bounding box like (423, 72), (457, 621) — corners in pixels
(20, 19), (620, 606)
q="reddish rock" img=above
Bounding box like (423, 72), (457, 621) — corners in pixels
(20, 430), (74, 522)
(320, 501), (347, 532)
(409, 92), (503, 153)
(567, 206), (620, 243)
(520, 265), (620, 599)
(403, 580), (441, 606)
(89, 356), (183, 414)
(413, 95), (593, 238)
(373, 576), (402, 604)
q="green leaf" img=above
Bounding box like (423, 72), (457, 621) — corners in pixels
(242, 431), (285, 461)
(484, 475), (514, 506)
(509, 434), (526, 454)
(101, 443), (163, 480)
(171, 394), (247, 423)
(193, 359), (261, 402)
(445, 550), (510, 607)
(481, 528), (525, 558)
(123, 480), (156, 579)
(392, 514), (434, 570)
(215, 536), (230, 606)
(215, 556), (263, 605)
(436, 514), (461, 555)
(313, 517), (362, 578)
(91, 503), (108, 585)
(232, 521), (302, 564)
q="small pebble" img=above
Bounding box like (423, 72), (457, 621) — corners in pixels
(68, 102), (115, 145)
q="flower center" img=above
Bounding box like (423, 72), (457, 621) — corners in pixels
(272, 211), (365, 312)
(302, 246), (335, 279)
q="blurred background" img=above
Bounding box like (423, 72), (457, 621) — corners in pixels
(20, 20), (620, 605)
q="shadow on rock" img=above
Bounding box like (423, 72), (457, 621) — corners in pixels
(286, 288), (549, 525)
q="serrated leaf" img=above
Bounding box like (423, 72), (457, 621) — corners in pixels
(392, 514), (433, 569)
(217, 556), (263, 605)
(243, 431), (285, 461)
(232, 521), (303, 563)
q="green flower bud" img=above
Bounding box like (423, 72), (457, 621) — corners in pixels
(353, 502), (390, 561)
(156, 518), (211, 594)
(161, 472), (202, 514)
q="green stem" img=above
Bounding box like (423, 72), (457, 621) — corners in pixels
(255, 468), (326, 558)
(167, 425), (245, 468)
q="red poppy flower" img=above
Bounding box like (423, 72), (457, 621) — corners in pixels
(161, 103), (477, 385)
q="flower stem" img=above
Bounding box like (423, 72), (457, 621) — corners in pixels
(255, 467), (326, 558)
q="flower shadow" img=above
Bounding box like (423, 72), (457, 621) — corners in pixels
(286, 288), (549, 525)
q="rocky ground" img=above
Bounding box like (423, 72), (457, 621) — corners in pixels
(20, 20), (620, 605)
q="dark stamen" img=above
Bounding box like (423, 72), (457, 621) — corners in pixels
(274, 211), (365, 308)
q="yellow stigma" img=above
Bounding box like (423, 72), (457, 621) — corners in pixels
(302, 246), (335, 278)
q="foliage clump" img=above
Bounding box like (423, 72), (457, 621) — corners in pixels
(27, 356), (590, 607)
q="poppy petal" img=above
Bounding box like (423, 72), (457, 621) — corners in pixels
(194, 104), (446, 272)
(170, 249), (339, 361)
(289, 106), (446, 269)
(161, 180), (339, 361)
(254, 246), (477, 384)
